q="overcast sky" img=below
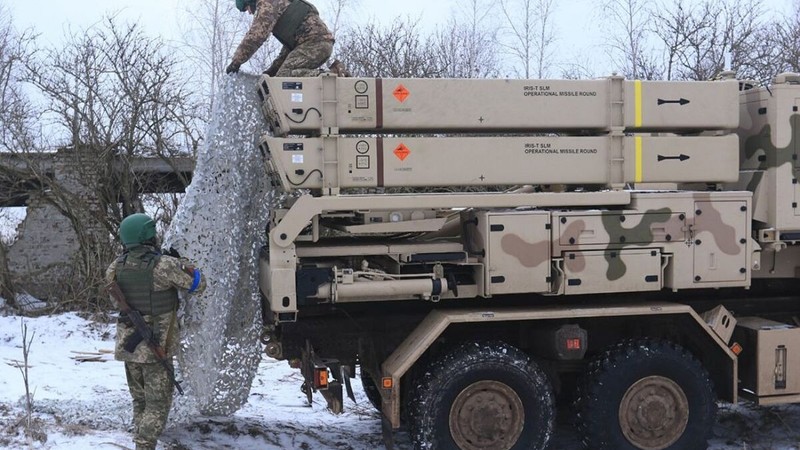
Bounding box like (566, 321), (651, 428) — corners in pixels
(6, 0), (605, 77)
(7, 0), (455, 45)
(8, 0), (794, 78)
(5, 0), (794, 77)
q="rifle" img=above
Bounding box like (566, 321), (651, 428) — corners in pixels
(106, 281), (184, 395)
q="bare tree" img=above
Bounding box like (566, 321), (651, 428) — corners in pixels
(651, 0), (697, 80)
(599, 0), (662, 79)
(560, 57), (600, 79)
(323, 0), (361, 38)
(11, 16), (201, 306)
(337, 17), (439, 77)
(178, 0), (280, 119)
(498, 0), (558, 78)
(750, 0), (800, 81)
(432, 0), (500, 78)
(0, 5), (36, 304)
(774, 1), (800, 72)
(0, 5), (36, 153)
(652, 0), (765, 81)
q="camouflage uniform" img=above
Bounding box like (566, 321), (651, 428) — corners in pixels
(231, 0), (334, 77)
(106, 246), (206, 450)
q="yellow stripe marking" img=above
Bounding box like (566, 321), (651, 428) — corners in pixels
(635, 80), (643, 128)
(635, 136), (643, 183)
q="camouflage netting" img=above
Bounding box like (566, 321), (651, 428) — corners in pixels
(164, 73), (271, 419)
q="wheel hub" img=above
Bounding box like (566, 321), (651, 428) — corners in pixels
(619, 375), (689, 450)
(449, 380), (525, 450)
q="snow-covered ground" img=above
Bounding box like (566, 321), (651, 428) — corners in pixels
(1, 311), (800, 450)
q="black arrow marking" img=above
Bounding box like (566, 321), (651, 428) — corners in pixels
(657, 154), (691, 162)
(657, 98), (690, 105)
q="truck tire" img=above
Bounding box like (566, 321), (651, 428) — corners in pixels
(574, 338), (716, 450)
(410, 341), (554, 450)
(360, 370), (383, 412)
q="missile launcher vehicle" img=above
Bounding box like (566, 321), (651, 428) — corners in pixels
(254, 72), (800, 450)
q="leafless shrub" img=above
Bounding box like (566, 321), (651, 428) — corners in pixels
(652, 0), (766, 80)
(7, 15), (202, 309)
(4, 320), (46, 443)
(336, 17), (439, 78)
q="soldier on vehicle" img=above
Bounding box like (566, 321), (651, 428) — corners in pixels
(226, 0), (340, 77)
(106, 213), (206, 450)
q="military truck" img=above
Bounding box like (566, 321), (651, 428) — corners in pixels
(254, 71), (800, 450)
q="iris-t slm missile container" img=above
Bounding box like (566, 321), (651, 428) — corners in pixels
(254, 72), (800, 450)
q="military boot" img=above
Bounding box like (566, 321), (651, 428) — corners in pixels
(328, 59), (351, 77)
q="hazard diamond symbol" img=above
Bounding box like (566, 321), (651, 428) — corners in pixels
(394, 143), (410, 161)
(393, 84), (410, 102)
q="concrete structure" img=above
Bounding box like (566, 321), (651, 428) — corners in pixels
(0, 147), (194, 300)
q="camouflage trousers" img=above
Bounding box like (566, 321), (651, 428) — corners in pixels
(125, 361), (175, 450)
(271, 40), (333, 77)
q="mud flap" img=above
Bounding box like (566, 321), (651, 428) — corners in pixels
(342, 365), (356, 403)
(301, 341), (314, 405)
(300, 340), (346, 414)
(320, 381), (344, 414)
(382, 414), (395, 450)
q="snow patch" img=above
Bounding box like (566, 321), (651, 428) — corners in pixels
(1, 312), (800, 448)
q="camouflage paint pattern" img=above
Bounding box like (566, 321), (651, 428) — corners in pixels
(555, 195), (745, 291)
(500, 233), (550, 268)
(599, 209), (672, 280)
(732, 80), (800, 231)
(561, 220), (587, 273)
(231, 0), (334, 68)
(125, 361), (174, 450)
(557, 209), (681, 282)
(691, 193), (742, 257)
(745, 117), (800, 175)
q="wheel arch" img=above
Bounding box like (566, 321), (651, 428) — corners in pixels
(380, 301), (736, 429)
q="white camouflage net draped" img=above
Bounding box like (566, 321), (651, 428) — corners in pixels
(165, 73), (271, 419)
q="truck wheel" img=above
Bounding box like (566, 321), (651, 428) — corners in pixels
(360, 370), (383, 412)
(410, 341), (554, 450)
(574, 339), (716, 450)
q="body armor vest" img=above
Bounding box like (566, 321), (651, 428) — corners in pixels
(116, 250), (178, 316)
(273, 0), (316, 49)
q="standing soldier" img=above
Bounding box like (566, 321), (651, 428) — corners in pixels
(106, 213), (206, 450)
(225, 0), (338, 77)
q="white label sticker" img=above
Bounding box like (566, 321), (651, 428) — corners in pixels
(292, 155), (304, 164)
(291, 93), (304, 102)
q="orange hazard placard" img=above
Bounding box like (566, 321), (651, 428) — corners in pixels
(393, 85), (410, 102)
(394, 143), (410, 161)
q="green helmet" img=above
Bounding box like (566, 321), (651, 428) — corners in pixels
(119, 213), (157, 247)
(235, 0), (257, 12)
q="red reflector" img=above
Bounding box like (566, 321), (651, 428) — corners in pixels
(315, 368), (328, 388)
(566, 338), (582, 350)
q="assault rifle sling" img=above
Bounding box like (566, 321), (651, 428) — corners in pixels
(106, 281), (184, 395)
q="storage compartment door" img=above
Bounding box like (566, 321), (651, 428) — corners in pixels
(563, 249), (663, 295)
(693, 200), (748, 283)
(486, 212), (551, 295)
